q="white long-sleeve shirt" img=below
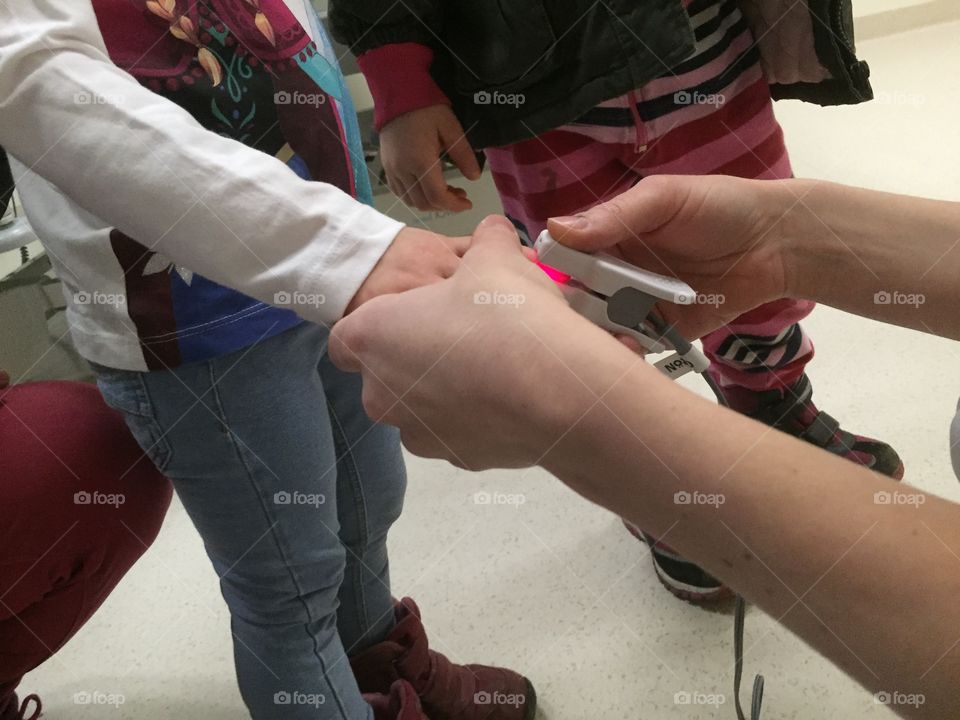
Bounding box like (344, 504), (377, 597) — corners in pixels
(0, 0), (403, 370)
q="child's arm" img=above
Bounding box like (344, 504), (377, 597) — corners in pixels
(328, 2), (481, 213)
(0, 1), (461, 322)
(327, 1), (449, 130)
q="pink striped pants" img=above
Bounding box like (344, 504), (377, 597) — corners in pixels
(485, 0), (814, 391)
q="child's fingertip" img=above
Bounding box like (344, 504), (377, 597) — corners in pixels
(614, 334), (647, 356)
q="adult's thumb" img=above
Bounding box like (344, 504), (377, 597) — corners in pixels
(546, 178), (677, 252)
(469, 215), (524, 255)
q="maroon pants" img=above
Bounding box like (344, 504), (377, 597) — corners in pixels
(0, 381), (171, 711)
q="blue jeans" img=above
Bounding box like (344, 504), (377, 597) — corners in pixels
(93, 322), (406, 719)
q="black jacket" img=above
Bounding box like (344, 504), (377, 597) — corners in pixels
(329, 0), (871, 149)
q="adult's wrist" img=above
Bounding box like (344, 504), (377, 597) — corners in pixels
(773, 178), (837, 302)
(539, 346), (666, 503)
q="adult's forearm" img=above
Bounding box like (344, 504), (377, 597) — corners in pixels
(543, 357), (960, 717)
(778, 180), (960, 339)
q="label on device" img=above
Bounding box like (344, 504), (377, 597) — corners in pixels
(654, 354), (697, 380)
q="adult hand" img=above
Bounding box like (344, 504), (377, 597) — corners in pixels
(548, 175), (793, 340)
(345, 227), (470, 314)
(330, 215), (640, 469)
(379, 104), (481, 212)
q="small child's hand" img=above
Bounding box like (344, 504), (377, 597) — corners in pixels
(345, 227), (470, 314)
(330, 216), (603, 471)
(379, 104), (481, 213)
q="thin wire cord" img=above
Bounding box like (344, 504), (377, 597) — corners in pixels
(646, 311), (765, 720)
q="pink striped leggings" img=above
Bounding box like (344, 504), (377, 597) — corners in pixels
(485, 1), (814, 392)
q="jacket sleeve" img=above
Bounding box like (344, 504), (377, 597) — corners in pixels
(357, 43), (451, 130)
(0, 0), (405, 324)
(328, 1), (450, 129)
(327, 0), (442, 56)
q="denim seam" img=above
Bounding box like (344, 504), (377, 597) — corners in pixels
(111, 371), (174, 473)
(326, 402), (371, 649)
(205, 361), (353, 720)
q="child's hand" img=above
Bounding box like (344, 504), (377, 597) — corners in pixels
(345, 227), (470, 314)
(331, 215), (618, 470)
(379, 105), (481, 213)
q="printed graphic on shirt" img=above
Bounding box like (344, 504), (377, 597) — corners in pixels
(92, 0), (367, 369)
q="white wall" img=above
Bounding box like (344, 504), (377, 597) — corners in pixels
(856, 0), (931, 15)
(854, 0), (960, 39)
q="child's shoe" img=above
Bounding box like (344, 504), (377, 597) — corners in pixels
(719, 373), (904, 479)
(365, 680), (430, 720)
(628, 374), (903, 603)
(624, 520), (732, 603)
(351, 597), (536, 720)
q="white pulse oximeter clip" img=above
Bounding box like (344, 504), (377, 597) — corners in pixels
(535, 230), (711, 381)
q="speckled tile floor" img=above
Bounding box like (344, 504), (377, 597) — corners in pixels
(20, 15), (960, 720)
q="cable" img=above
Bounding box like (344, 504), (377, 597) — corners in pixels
(645, 310), (765, 720)
(645, 312), (693, 358)
(645, 313), (711, 377)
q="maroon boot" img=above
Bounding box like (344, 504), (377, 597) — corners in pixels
(365, 679), (430, 720)
(351, 598), (535, 720)
(0, 693), (41, 720)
